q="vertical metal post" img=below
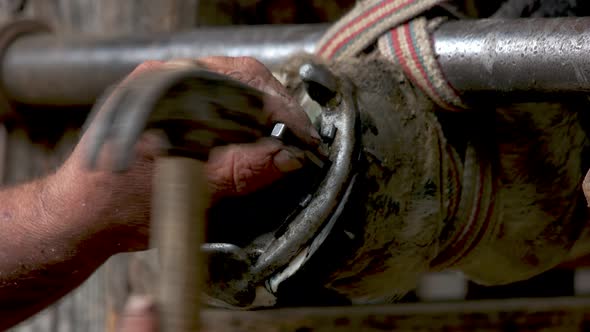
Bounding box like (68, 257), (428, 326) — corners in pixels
(152, 157), (207, 332)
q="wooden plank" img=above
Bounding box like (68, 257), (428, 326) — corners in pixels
(24, 0), (198, 35)
(201, 297), (590, 332)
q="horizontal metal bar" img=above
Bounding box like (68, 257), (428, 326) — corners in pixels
(4, 18), (590, 106)
(433, 17), (590, 98)
(2, 25), (326, 106)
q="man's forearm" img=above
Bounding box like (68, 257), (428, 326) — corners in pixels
(0, 56), (318, 330)
(0, 170), (117, 329)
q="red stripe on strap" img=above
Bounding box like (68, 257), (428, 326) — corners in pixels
(401, 24), (452, 108)
(393, 26), (438, 104)
(321, 0), (414, 59)
(390, 29), (409, 73)
(318, 0), (396, 56)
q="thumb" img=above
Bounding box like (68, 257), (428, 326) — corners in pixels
(117, 295), (158, 332)
(205, 138), (306, 202)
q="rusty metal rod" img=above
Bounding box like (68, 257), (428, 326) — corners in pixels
(152, 157), (207, 331)
(3, 18), (590, 106)
(433, 17), (590, 97)
(2, 24), (325, 106)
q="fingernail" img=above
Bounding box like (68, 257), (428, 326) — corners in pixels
(274, 149), (304, 173)
(124, 295), (155, 315)
(309, 126), (321, 145)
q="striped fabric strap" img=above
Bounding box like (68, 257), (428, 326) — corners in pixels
(316, 0), (466, 111)
(377, 17), (465, 110)
(316, 0), (443, 61)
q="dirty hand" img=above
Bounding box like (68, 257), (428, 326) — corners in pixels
(55, 56), (319, 252)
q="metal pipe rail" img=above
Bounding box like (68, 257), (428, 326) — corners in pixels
(3, 18), (590, 106)
(2, 24), (325, 106)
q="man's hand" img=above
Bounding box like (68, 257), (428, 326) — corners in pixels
(0, 57), (318, 330)
(55, 56), (319, 252)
